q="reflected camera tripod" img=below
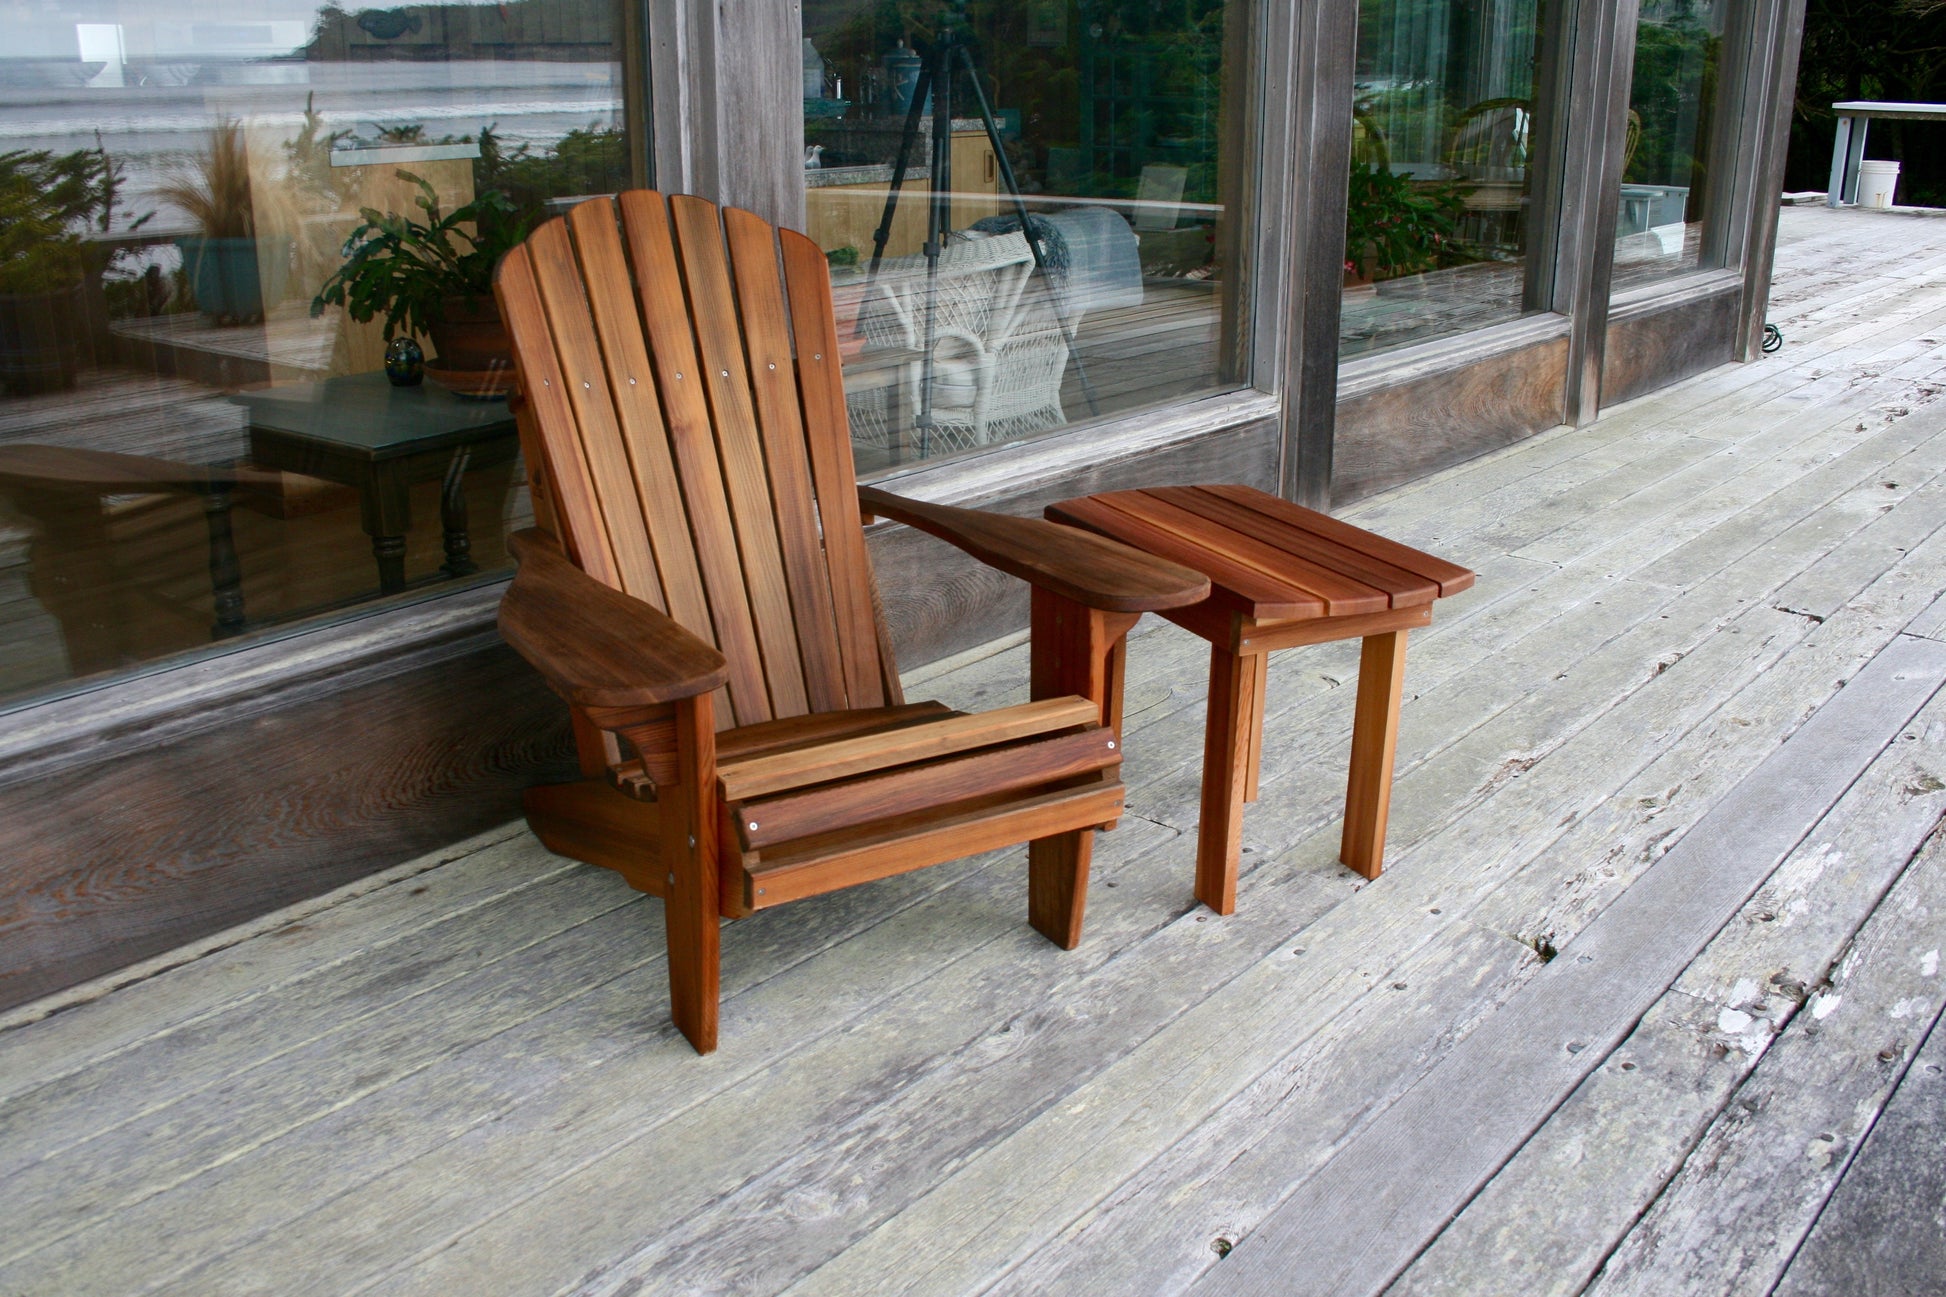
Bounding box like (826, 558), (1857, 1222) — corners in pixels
(865, 22), (1098, 454)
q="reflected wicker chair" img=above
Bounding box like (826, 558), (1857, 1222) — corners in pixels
(848, 231), (1077, 456)
(1445, 97), (1531, 254)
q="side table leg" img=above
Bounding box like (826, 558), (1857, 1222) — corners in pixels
(1196, 645), (1260, 915)
(1243, 651), (1268, 804)
(1842, 117), (1870, 206)
(1342, 629), (1409, 879)
(1826, 116), (1854, 208)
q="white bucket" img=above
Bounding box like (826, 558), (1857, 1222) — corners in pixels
(1858, 159), (1901, 209)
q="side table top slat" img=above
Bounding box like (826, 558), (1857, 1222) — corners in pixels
(1097, 490), (1391, 617)
(1200, 483), (1475, 596)
(1149, 486), (1438, 608)
(1047, 496), (1324, 621)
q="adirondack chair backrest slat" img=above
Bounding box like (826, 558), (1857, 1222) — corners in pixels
(722, 206), (849, 715)
(561, 202), (712, 637)
(497, 245), (627, 590)
(497, 190), (898, 731)
(523, 220), (667, 609)
(666, 195), (811, 722)
(613, 192), (773, 724)
(778, 224), (889, 709)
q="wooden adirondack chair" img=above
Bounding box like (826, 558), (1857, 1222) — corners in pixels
(492, 191), (1208, 1053)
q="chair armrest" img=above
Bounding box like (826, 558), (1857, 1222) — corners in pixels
(499, 529), (728, 711)
(859, 487), (1209, 614)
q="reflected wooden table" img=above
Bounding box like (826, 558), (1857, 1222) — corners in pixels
(237, 373), (520, 594)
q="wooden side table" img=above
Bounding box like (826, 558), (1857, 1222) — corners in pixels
(1048, 484), (1474, 911)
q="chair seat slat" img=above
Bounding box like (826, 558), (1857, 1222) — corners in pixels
(731, 726), (1120, 849)
(717, 701), (953, 761)
(717, 696), (1102, 801)
(742, 777), (1124, 909)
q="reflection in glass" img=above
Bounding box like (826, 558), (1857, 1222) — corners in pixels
(1613, 0), (1721, 290)
(800, 0), (1251, 471)
(0, 0), (637, 706)
(1342, 0), (1553, 359)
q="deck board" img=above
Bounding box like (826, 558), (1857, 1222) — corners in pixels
(1385, 659), (1946, 1297)
(1194, 635), (1946, 1297)
(5, 205), (1946, 1296)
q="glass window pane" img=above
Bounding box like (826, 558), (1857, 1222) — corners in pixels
(800, 0), (1253, 472)
(1613, 0), (1723, 290)
(0, 0), (640, 707)
(1342, 0), (1555, 358)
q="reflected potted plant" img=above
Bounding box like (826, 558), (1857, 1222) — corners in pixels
(158, 119), (293, 325)
(311, 172), (531, 385)
(1343, 161), (1469, 286)
(0, 144), (143, 393)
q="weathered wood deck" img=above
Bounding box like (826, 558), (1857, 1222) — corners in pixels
(4, 203), (1946, 1296)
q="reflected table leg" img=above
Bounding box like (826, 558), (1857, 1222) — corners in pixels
(361, 460), (411, 595)
(440, 445), (477, 578)
(200, 485), (246, 637)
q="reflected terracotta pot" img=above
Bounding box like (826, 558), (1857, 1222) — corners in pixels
(427, 296), (512, 371)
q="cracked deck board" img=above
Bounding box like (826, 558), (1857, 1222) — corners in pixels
(1583, 823), (1946, 1297)
(1772, 1003), (1946, 1297)
(1384, 686), (1946, 1297)
(1190, 635), (1946, 1297)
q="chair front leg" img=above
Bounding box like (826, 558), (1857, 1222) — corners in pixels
(631, 692), (720, 1054)
(1028, 587), (1139, 730)
(1026, 589), (1139, 947)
